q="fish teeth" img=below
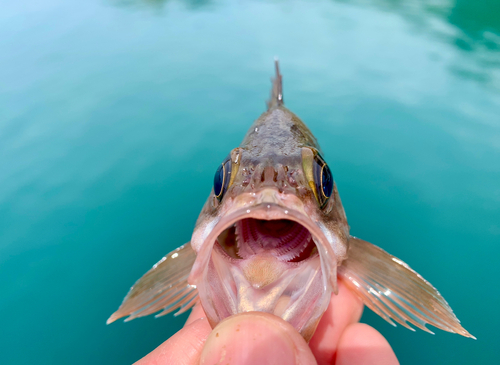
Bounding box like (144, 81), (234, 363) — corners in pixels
(234, 218), (312, 262)
(235, 221), (258, 259)
(275, 238), (311, 262)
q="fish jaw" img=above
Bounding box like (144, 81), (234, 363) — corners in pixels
(188, 188), (344, 340)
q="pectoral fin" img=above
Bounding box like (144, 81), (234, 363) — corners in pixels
(338, 236), (474, 338)
(107, 243), (198, 324)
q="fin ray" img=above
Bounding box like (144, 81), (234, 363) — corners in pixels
(338, 236), (475, 338)
(107, 243), (197, 324)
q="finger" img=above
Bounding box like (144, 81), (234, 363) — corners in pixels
(185, 301), (208, 326)
(335, 323), (399, 365)
(309, 279), (364, 365)
(134, 318), (212, 365)
(200, 312), (318, 365)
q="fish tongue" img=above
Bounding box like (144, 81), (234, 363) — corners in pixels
(238, 254), (290, 289)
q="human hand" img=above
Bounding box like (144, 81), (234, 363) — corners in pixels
(134, 281), (399, 365)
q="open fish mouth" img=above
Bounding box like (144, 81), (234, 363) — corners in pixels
(189, 199), (338, 289)
(216, 218), (318, 264)
(189, 200), (338, 340)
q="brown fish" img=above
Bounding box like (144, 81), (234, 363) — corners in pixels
(107, 61), (474, 341)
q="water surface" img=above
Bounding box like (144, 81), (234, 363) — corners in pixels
(1, 0), (499, 363)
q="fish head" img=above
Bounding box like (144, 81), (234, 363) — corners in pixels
(189, 106), (349, 340)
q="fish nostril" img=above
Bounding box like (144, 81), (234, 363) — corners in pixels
(288, 170), (298, 188)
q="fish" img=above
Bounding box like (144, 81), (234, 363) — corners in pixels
(107, 61), (474, 341)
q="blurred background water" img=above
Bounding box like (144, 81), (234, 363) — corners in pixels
(1, 0), (499, 363)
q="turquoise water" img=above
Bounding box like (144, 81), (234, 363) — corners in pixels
(1, 0), (499, 363)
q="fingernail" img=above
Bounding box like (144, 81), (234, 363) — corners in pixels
(200, 313), (300, 365)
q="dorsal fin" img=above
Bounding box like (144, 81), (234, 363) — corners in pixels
(266, 59), (284, 110)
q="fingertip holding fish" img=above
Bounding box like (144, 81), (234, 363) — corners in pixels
(200, 312), (317, 365)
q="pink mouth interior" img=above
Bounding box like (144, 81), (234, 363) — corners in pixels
(217, 218), (318, 263)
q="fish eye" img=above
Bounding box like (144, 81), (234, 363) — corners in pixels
(214, 157), (232, 202)
(313, 154), (333, 207)
(301, 148), (334, 208)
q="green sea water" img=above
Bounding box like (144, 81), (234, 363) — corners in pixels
(1, 0), (499, 363)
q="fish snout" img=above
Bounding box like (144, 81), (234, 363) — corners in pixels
(236, 187), (308, 220)
(256, 187), (281, 205)
(247, 163), (297, 194)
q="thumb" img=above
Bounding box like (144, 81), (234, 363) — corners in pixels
(199, 312), (317, 365)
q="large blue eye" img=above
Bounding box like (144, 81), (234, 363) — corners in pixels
(214, 157), (232, 202)
(313, 153), (333, 208)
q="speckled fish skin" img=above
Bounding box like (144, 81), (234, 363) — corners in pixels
(108, 61), (474, 342)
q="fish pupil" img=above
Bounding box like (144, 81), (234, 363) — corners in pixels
(214, 157), (231, 201)
(214, 164), (224, 197)
(321, 164), (333, 198)
(313, 153), (334, 207)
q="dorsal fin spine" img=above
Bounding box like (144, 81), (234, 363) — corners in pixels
(267, 59), (284, 110)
